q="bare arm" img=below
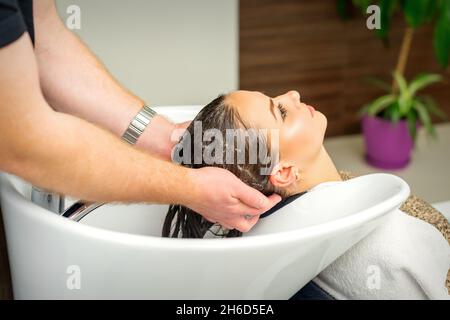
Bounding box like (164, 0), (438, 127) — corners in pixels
(0, 34), (280, 232)
(0, 34), (190, 205)
(33, 0), (175, 159)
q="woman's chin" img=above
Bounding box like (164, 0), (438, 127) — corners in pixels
(318, 111), (328, 132)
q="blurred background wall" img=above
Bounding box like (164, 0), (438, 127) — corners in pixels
(240, 0), (450, 137)
(55, 0), (238, 106)
(54, 0), (449, 137)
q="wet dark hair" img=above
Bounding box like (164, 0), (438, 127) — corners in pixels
(162, 94), (286, 238)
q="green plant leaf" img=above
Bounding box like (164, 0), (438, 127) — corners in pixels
(406, 110), (418, 144)
(335, 0), (446, 67)
(389, 102), (401, 123)
(383, 101), (401, 122)
(352, 0), (372, 12)
(409, 73), (442, 96)
(358, 103), (371, 117)
(424, 0), (439, 23)
(419, 96), (449, 120)
(440, 0), (450, 21)
(393, 71), (408, 94)
(413, 99), (436, 137)
(337, 0), (351, 20)
(434, 1), (450, 67)
(403, 0), (434, 28)
(366, 94), (397, 116)
(394, 72), (412, 114)
(376, 0), (398, 39)
(365, 76), (391, 91)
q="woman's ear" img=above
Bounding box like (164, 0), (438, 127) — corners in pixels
(269, 162), (297, 188)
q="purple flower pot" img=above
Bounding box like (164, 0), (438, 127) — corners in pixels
(361, 114), (415, 170)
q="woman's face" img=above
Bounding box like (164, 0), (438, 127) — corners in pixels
(226, 90), (327, 169)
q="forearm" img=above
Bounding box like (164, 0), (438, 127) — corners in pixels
(7, 109), (190, 204)
(33, 1), (175, 158)
(0, 3), (280, 232)
(0, 33), (194, 206)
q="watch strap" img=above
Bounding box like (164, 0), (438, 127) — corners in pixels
(121, 105), (157, 145)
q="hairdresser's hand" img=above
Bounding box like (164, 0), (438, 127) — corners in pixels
(185, 167), (282, 232)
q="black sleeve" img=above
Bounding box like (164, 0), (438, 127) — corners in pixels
(0, 0), (27, 48)
(17, 0), (33, 44)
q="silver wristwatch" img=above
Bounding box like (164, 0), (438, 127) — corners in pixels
(121, 105), (157, 145)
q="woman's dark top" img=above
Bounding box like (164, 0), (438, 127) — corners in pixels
(260, 191), (308, 218)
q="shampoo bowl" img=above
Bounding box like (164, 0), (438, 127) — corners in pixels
(0, 105), (410, 299)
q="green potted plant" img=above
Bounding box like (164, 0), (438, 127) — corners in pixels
(338, 0), (449, 169)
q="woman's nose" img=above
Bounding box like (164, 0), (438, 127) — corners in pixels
(288, 90), (301, 102)
(274, 90), (301, 105)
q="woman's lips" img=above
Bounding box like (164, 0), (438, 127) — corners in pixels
(307, 105), (315, 117)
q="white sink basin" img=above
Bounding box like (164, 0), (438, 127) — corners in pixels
(0, 106), (410, 299)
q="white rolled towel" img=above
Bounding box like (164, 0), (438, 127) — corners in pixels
(313, 209), (450, 300)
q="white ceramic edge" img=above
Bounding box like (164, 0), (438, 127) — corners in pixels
(0, 172), (410, 250)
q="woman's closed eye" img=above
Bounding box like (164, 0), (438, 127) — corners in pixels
(277, 103), (288, 121)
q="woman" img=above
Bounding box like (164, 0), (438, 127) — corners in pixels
(163, 90), (343, 238)
(162, 90), (450, 299)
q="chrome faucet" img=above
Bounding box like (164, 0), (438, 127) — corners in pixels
(31, 186), (104, 222)
(61, 201), (105, 221)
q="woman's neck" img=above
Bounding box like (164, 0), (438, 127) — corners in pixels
(289, 145), (342, 195)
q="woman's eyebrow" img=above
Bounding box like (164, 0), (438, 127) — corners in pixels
(269, 98), (277, 120)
